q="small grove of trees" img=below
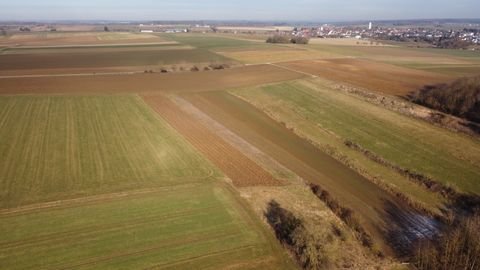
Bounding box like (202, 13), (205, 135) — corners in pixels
(409, 75), (480, 123)
(265, 200), (328, 270)
(266, 35), (310, 44)
(291, 36), (310, 44)
(104, 26), (110, 32)
(413, 212), (480, 270)
(19, 27), (30, 32)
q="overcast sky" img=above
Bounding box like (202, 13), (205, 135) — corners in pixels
(0, 0), (479, 21)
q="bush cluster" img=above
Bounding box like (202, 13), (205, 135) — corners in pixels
(309, 184), (373, 249)
(414, 212), (480, 270)
(409, 76), (480, 123)
(265, 200), (327, 269)
(266, 35), (310, 44)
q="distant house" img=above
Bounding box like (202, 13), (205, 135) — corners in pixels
(140, 30), (154, 33)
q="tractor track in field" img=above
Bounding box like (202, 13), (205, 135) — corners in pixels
(46, 227), (243, 270)
(0, 183), (208, 217)
(0, 205), (222, 250)
(144, 244), (258, 269)
(142, 95), (283, 187)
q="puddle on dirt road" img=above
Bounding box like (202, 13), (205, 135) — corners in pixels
(384, 200), (442, 255)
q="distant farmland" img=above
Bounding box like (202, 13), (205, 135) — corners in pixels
(1, 30), (480, 269)
(0, 32), (166, 46)
(0, 44), (233, 75)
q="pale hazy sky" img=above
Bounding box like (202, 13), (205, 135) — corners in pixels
(0, 0), (479, 21)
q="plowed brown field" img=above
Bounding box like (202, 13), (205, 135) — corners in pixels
(0, 64), (304, 95)
(0, 32), (165, 46)
(183, 91), (441, 253)
(278, 58), (452, 95)
(143, 95), (282, 187)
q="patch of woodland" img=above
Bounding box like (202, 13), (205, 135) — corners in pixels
(266, 35), (310, 44)
(409, 75), (480, 124)
(332, 83), (480, 136)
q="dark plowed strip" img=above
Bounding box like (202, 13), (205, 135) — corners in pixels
(142, 95), (282, 187)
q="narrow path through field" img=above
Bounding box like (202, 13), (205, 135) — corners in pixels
(268, 63), (318, 78)
(142, 95), (282, 187)
(0, 71), (144, 79)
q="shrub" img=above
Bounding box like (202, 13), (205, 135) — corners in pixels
(291, 36), (310, 44)
(309, 184), (373, 249)
(414, 212), (480, 270)
(266, 35), (291, 44)
(265, 200), (328, 269)
(266, 35), (310, 45)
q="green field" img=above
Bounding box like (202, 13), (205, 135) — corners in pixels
(231, 79), (480, 198)
(0, 95), (217, 208)
(0, 95), (294, 269)
(164, 33), (272, 50)
(0, 183), (291, 270)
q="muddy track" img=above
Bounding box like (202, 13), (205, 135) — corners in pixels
(183, 91), (441, 255)
(142, 95), (282, 187)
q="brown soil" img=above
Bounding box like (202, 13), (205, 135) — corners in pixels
(0, 48), (227, 71)
(0, 64), (305, 95)
(142, 95), (282, 187)
(183, 91), (441, 254)
(0, 33), (164, 47)
(279, 58), (452, 96)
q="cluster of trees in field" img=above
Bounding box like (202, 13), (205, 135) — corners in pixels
(265, 200), (327, 270)
(266, 35), (310, 44)
(410, 76), (480, 123)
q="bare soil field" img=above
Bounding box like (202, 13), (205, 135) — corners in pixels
(0, 43), (187, 55)
(0, 64), (304, 95)
(216, 48), (338, 64)
(143, 95), (282, 187)
(183, 91), (440, 253)
(0, 47), (231, 74)
(279, 58), (452, 95)
(0, 32), (165, 46)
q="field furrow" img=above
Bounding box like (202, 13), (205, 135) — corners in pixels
(142, 95), (282, 187)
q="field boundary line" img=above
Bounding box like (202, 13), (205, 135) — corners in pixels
(144, 244), (258, 269)
(46, 228), (243, 270)
(0, 183), (203, 216)
(0, 71), (145, 79)
(268, 63), (318, 78)
(0, 205), (223, 250)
